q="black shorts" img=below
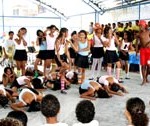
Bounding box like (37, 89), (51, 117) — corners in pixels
(36, 50), (47, 60)
(10, 79), (23, 89)
(14, 50), (27, 61)
(79, 86), (88, 94)
(45, 50), (55, 59)
(55, 54), (67, 67)
(119, 51), (129, 61)
(92, 47), (104, 58)
(69, 48), (76, 58)
(104, 50), (119, 64)
(75, 54), (89, 68)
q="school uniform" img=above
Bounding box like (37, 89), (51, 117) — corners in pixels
(79, 80), (95, 94)
(19, 88), (38, 106)
(45, 35), (56, 59)
(36, 40), (47, 60)
(75, 41), (89, 68)
(55, 42), (67, 67)
(14, 37), (27, 61)
(69, 40), (77, 59)
(92, 35), (104, 58)
(102, 37), (119, 63)
(119, 40), (130, 61)
(10, 76), (30, 89)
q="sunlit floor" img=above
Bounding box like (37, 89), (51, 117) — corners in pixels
(0, 65), (150, 126)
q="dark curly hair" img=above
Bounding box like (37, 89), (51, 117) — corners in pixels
(0, 95), (9, 107)
(7, 111), (28, 126)
(0, 117), (23, 126)
(75, 100), (95, 123)
(4, 67), (13, 74)
(126, 97), (149, 126)
(27, 100), (41, 112)
(41, 94), (60, 117)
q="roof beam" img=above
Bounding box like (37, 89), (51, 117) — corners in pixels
(82, 0), (105, 15)
(29, 0), (68, 21)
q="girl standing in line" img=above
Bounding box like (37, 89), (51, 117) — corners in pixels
(75, 30), (90, 84)
(69, 31), (78, 72)
(119, 31), (133, 79)
(44, 25), (57, 78)
(34, 30), (47, 77)
(102, 26), (121, 82)
(55, 28), (70, 71)
(90, 23), (104, 80)
(14, 27), (27, 76)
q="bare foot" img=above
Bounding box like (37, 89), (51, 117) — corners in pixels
(146, 79), (150, 83)
(141, 80), (147, 85)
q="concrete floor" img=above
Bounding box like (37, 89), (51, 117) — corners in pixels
(0, 67), (150, 126)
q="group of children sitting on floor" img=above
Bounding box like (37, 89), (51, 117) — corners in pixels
(0, 63), (129, 111)
(0, 94), (149, 126)
(0, 65), (149, 125)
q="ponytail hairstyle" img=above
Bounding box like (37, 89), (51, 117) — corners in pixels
(56, 27), (68, 40)
(126, 97), (149, 126)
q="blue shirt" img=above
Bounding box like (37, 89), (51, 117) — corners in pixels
(78, 41), (89, 56)
(39, 41), (47, 50)
(81, 80), (92, 90)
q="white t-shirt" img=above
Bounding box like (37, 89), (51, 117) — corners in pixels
(17, 76), (29, 85)
(120, 40), (130, 51)
(93, 35), (103, 47)
(46, 35), (57, 50)
(14, 35), (27, 50)
(3, 39), (15, 54)
(0, 85), (6, 96)
(72, 120), (99, 126)
(101, 36), (116, 51)
(98, 75), (118, 86)
(41, 122), (68, 126)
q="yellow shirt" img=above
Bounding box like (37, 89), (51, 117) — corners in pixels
(132, 25), (140, 31)
(127, 26), (133, 31)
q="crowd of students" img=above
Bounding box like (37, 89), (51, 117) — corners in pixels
(0, 20), (149, 125)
